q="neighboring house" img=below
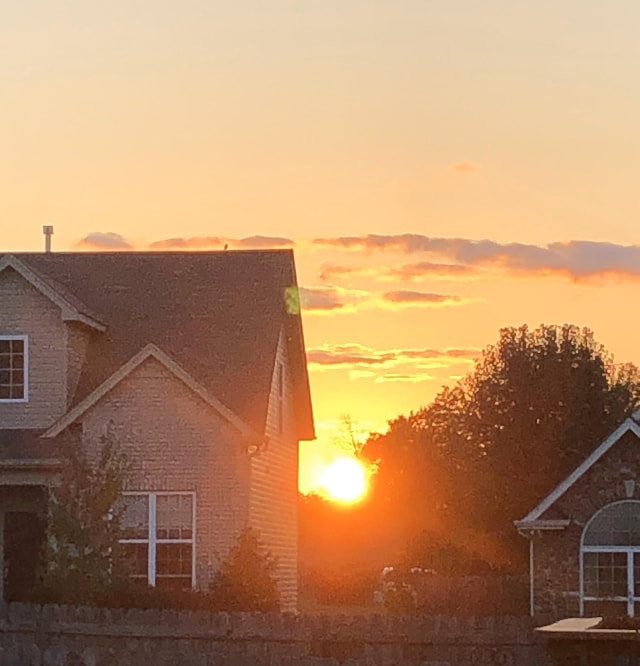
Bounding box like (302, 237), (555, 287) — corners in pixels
(0, 250), (314, 610)
(515, 410), (640, 619)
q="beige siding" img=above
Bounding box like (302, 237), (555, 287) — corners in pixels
(80, 356), (250, 589)
(250, 328), (299, 611)
(65, 323), (91, 408)
(0, 268), (67, 428)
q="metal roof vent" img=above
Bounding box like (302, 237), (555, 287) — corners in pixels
(43, 225), (54, 253)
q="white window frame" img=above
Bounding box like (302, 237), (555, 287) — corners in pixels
(120, 491), (196, 589)
(0, 334), (29, 403)
(580, 500), (640, 617)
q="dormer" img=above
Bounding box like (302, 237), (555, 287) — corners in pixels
(0, 255), (105, 428)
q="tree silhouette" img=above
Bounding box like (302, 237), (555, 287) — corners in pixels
(362, 324), (640, 570)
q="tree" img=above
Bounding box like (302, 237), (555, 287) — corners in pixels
(208, 527), (280, 611)
(362, 324), (640, 570)
(35, 428), (128, 603)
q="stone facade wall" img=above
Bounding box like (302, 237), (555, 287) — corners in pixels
(532, 431), (640, 617)
(251, 328), (298, 612)
(80, 356), (251, 589)
(0, 603), (552, 666)
(0, 267), (67, 428)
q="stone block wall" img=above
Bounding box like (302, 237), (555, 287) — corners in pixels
(0, 603), (552, 665)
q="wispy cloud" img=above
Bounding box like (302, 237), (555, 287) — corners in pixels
(382, 290), (466, 306)
(298, 286), (370, 313)
(451, 161), (477, 173)
(319, 261), (476, 282)
(149, 235), (294, 250)
(386, 261), (478, 281)
(311, 235), (640, 283)
(75, 232), (135, 250)
(307, 343), (481, 370)
(374, 373), (434, 383)
(299, 286), (471, 314)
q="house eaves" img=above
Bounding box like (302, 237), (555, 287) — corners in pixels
(0, 254), (106, 331)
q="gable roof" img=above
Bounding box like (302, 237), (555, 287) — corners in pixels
(7, 251), (314, 439)
(43, 344), (259, 440)
(0, 255), (105, 331)
(516, 413), (640, 527)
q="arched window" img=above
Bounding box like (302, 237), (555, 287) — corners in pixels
(581, 500), (640, 617)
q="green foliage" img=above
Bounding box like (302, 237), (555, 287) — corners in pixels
(33, 428), (128, 604)
(208, 527), (280, 612)
(362, 324), (640, 570)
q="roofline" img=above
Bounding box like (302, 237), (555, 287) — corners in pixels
(0, 458), (63, 470)
(514, 519), (571, 533)
(42, 344), (260, 441)
(518, 417), (640, 523)
(0, 254), (106, 331)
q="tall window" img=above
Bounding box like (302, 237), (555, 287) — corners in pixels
(582, 500), (640, 617)
(119, 492), (195, 590)
(0, 335), (28, 401)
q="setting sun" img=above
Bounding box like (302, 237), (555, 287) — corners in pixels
(319, 457), (368, 503)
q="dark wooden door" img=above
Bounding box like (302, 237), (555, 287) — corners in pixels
(4, 511), (45, 602)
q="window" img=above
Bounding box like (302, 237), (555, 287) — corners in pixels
(0, 335), (28, 402)
(582, 500), (640, 617)
(119, 492), (195, 590)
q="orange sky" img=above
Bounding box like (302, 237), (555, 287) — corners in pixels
(3, 2), (640, 493)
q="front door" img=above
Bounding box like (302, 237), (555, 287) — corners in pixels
(4, 511), (46, 602)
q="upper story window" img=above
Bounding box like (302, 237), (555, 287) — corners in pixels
(0, 335), (28, 402)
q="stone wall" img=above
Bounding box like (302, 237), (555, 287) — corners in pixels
(0, 603), (552, 665)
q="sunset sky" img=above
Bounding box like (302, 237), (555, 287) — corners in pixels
(3, 2), (640, 494)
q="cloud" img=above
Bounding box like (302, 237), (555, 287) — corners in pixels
(318, 263), (377, 282)
(298, 287), (370, 313)
(307, 343), (481, 370)
(386, 261), (478, 281)
(319, 260), (478, 283)
(307, 344), (397, 367)
(299, 286), (471, 313)
(451, 161), (477, 173)
(149, 235), (294, 250)
(75, 232), (135, 251)
(382, 290), (466, 306)
(311, 235), (640, 283)
(374, 373), (434, 383)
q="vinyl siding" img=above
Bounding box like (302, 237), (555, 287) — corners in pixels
(0, 268), (67, 428)
(250, 328), (298, 611)
(65, 323), (92, 409)
(80, 356), (251, 589)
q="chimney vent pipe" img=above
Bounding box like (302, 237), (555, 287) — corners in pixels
(43, 225), (54, 253)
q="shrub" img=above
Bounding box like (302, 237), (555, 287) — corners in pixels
(208, 527), (280, 612)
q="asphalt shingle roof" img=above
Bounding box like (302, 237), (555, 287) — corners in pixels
(9, 251), (314, 439)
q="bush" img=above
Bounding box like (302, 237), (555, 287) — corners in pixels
(208, 527), (280, 612)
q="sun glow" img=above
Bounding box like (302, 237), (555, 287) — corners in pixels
(319, 457), (368, 503)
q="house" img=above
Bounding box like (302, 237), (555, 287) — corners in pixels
(0, 250), (314, 610)
(515, 410), (640, 619)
